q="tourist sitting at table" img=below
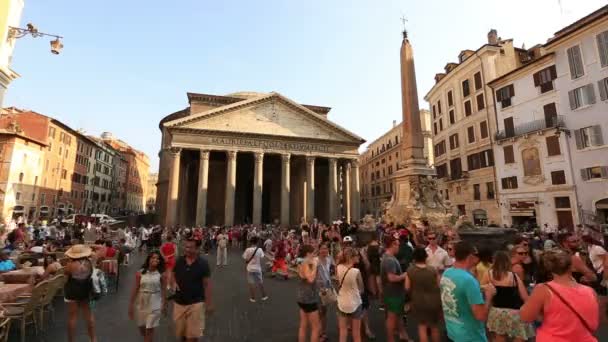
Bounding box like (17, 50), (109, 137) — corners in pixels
(0, 251), (16, 272)
(41, 254), (62, 279)
(105, 240), (117, 258)
(29, 240), (45, 254)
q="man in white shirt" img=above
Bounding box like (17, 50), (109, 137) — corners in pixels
(583, 235), (607, 278)
(425, 231), (451, 272)
(242, 236), (268, 302)
(139, 225), (150, 252)
(216, 229), (229, 266)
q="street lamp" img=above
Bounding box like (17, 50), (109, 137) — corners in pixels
(7, 23), (63, 54)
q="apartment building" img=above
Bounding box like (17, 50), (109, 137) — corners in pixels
(543, 6), (608, 226)
(111, 154), (127, 214)
(424, 30), (528, 225)
(489, 51), (579, 229)
(360, 110), (433, 217)
(87, 137), (116, 214)
(146, 172), (157, 213)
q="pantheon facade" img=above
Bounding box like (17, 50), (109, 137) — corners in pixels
(156, 91), (365, 228)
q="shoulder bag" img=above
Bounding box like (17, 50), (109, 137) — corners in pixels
(318, 262), (340, 305)
(245, 247), (260, 266)
(544, 283), (595, 335)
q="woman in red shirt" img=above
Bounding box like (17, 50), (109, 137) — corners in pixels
(160, 234), (176, 271)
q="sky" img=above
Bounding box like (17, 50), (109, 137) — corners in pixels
(5, 0), (607, 171)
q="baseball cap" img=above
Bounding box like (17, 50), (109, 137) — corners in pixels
(343, 236), (353, 243)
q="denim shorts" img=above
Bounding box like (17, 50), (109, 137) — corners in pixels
(247, 271), (263, 284)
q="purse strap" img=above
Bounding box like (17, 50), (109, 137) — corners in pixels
(544, 283), (594, 335)
(246, 247), (260, 265)
(338, 267), (353, 293)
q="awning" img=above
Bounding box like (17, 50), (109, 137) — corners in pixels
(511, 211), (535, 217)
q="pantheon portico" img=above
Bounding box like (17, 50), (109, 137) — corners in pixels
(156, 91), (365, 227)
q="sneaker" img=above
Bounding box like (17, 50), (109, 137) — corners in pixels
(249, 298), (256, 303)
(379, 305), (385, 311)
(261, 296), (269, 301)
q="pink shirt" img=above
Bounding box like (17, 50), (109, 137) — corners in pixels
(537, 281), (599, 342)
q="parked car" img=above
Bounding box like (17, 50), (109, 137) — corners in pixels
(90, 214), (120, 225)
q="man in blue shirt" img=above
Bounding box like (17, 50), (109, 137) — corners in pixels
(440, 241), (495, 342)
(0, 252), (16, 272)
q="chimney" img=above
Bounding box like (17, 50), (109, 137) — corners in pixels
(392, 120), (397, 127)
(488, 29), (498, 45)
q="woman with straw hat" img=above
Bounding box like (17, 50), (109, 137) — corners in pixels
(64, 244), (97, 342)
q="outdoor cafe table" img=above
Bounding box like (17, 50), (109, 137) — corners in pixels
(0, 283), (32, 303)
(0, 266), (44, 284)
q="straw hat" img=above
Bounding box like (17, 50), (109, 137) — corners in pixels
(65, 244), (92, 259)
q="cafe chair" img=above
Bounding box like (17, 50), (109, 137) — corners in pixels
(38, 274), (64, 330)
(3, 279), (49, 342)
(0, 316), (11, 342)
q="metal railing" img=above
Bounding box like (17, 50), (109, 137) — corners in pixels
(495, 115), (564, 140)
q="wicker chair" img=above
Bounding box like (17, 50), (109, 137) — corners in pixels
(38, 274), (64, 330)
(3, 279), (50, 342)
(0, 317), (11, 342)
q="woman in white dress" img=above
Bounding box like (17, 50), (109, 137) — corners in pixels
(129, 251), (166, 341)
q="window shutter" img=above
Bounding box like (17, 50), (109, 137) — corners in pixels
(549, 65), (557, 80)
(598, 78), (608, 101)
(580, 168), (589, 181)
(574, 129), (583, 149)
(568, 89), (577, 110)
(508, 84), (515, 97)
(533, 72), (541, 87)
(585, 84), (596, 104)
(496, 89), (503, 102)
(601, 166), (608, 179)
(567, 48), (577, 78)
(597, 32), (608, 67)
(591, 125), (604, 146)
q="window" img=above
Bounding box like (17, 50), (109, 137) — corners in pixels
(438, 100), (442, 114)
(48, 127), (55, 138)
(555, 197), (571, 209)
(61, 169), (67, 179)
(467, 150), (494, 171)
(457, 204), (466, 216)
(581, 166), (608, 180)
(598, 77), (608, 101)
(501, 176), (518, 189)
(462, 79), (470, 97)
(18, 172), (24, 182)
(34, 176), (38, 185)
(434, 140), (446, 157)
(439, 118), (443, 131)
(473, 184), (481, 200)
(449, 134), (459, 150)
(568, 84), (596, 110)
(476, 93), (485, 110)
(449, 110), (455, 124)
(467, 126), (475, 143)
(504, 117), (515, 137)
(474, 72), (482, 90)
(15, 192), (21, 200)
(543, 103), (558, 127)
(447, 90), (453, 106)
(598, 31), (608, 68)
(468, 153), (480, 170)
(40, 193), (45, 204)
(436, 164), (448, 179)
(533, 65), (557, 93)
(450, 158), (462, 179)
(575, 125), (604, 149)
(567, 45), (584, 79)
(546, 136), (561, 156)
(551, 170), (566, 185)
(445, 189), (449, 200)
(486, 182), (495, 199)
(496, 84), (514, 108)
(433, 122), (437, 135)
(432, 105), (436, 118)
(464, 100), (472, 116)
(480, 121), (488, 139)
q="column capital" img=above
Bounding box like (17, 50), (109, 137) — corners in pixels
(351, 159), (360, 168)
(226, 150), (237, 160)
(306, 155), (316, 164)
(328, 157), (337, 166)
(254, 151), (264, 163)
(169, 147), (181, 155)
(199, 150), (210, 160)
(281, 153), (291, 163)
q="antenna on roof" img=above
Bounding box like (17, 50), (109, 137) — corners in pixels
(400, 14), (408, 38)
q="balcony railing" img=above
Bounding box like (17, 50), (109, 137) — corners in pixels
(495, 115), (564, 141)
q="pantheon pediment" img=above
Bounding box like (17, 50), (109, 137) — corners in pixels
(163, 92), (363, 145)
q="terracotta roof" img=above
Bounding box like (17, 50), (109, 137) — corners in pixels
(545, 5), (608, 47)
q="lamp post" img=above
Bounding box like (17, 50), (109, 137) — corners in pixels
(7, 23), (63, 54)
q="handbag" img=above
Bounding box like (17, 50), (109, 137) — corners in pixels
(318, 261), (339, 305)
(544, 283), (595, 335)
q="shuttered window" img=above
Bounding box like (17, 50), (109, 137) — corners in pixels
(473, 184), (481, 200)
(438, 100), (442, 114)
(546, 136), (561, 156)
(501, 176), (518, 189)
(486, 182), (495, 199)
(543, 103), (558, 127)
(551, 170), (566, 185)
(462, 80), (471, 97)
(568, 84), (596, 110)
(496, 84), (515, 108)
(476, 93), (485, 110)
(439, 118), (443, 131)
(474, 72), (482, 90)
(533, 65), (557, 93)
(464, 100), (472, 116)
(480, 121), (488, 139)
(449, 134), (459, 150)
(436, 164), (448, 179)
(503, 145), (515, 164)
(504, 117), (515, 137)
(598, 77), (608, 101)
(467, 126), (475, 143)
(574, 125), (604, 149)
(449, 110), (455, 124)
(597, 31), (608, 68)
(555, 197), (571, 209)
(580, 166), (608, 181)
(447, 90), (454, 107)
(567, 45), (585, 79)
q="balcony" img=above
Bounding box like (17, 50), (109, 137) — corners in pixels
(495, 115), (564, 141)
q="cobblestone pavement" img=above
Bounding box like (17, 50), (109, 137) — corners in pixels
(34, 248), (608, 341)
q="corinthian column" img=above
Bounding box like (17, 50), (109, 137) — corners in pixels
(252, 152), (264, 225)
(306, 156), (315, 223)
(165, 147), (181, 228)
(280, 154), (291, 226)
(328, 158), (338, 222)
(344, 161), (351, 223)
(224, 150), (237, 226)
(350, 159), (361, 222)
(195, 150), (210, 227)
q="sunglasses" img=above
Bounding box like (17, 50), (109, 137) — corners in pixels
(427, 237), (436, 240)
(517, 252), (528, 255)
